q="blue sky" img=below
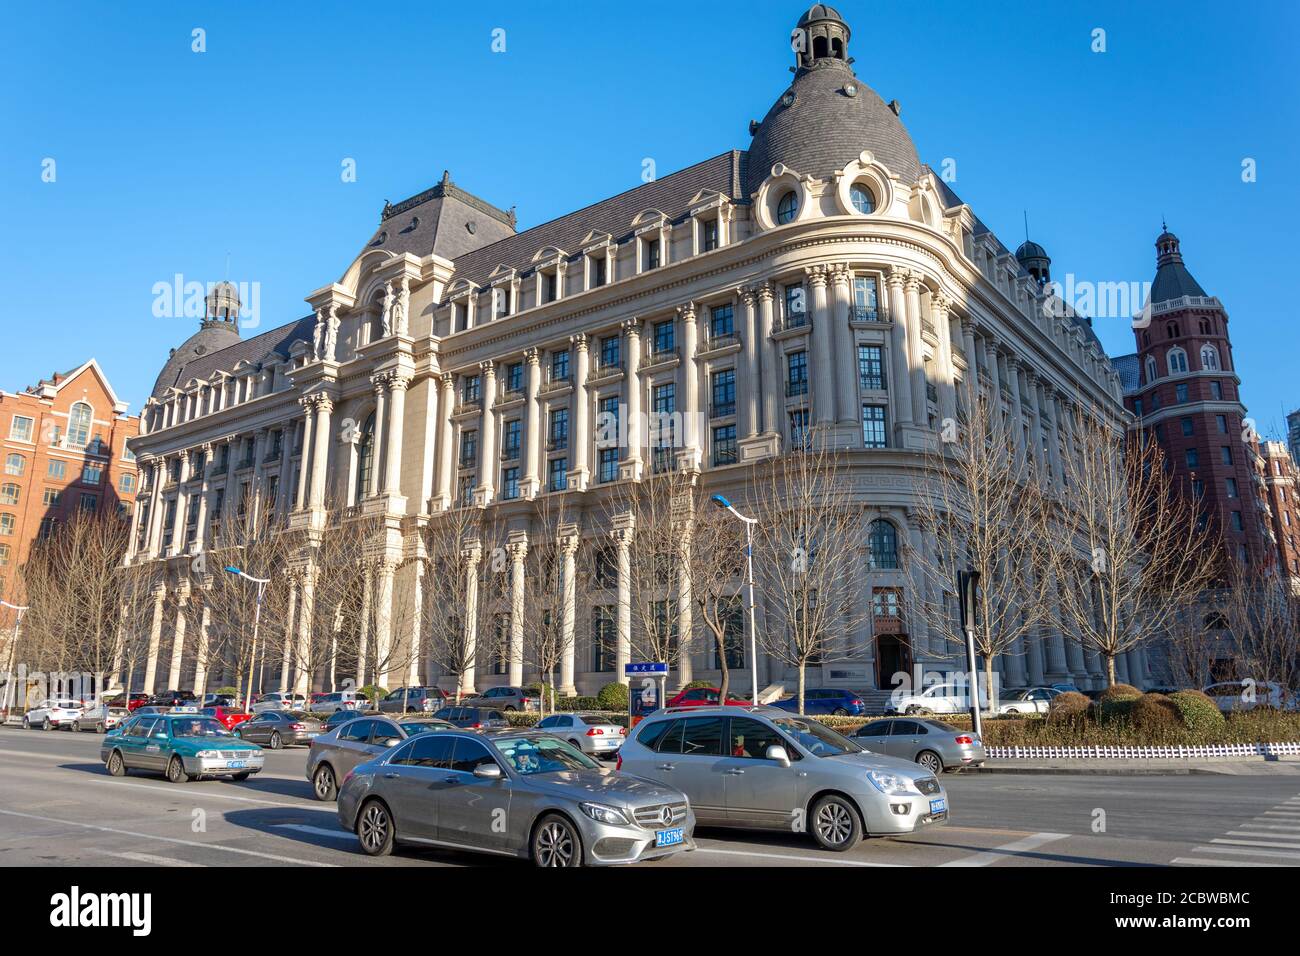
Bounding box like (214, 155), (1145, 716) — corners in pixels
(2, 1), (1296, 437)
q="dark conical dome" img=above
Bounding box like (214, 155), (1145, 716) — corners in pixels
(746, 9), (923, 197)
(1015, 240), (1048, 261)
(151, 322), (241, 397)
(1151, 228), (1207, 303)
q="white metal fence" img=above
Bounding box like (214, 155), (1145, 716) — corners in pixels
(988, 742), (1300, 760)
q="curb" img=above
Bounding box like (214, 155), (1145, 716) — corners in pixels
(970, 757), (1300, 776)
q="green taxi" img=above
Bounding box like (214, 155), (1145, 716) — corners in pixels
(100, 711), (265, 783)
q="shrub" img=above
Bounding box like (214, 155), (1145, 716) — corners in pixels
(1168, 690), (1226, 735)
(214, 686), (238, 697)
(358, 684), (387, 702)
(557, 695), (601, 712)
(596, 682), (629, 712)
(682, 679), (716, 691)
(1099, 683), (1142, 701)
(1047, 690), (1091, 723)
(1130, 693), (1182, 735)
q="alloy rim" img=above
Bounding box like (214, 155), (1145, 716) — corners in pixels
(920, 753), (941, 774)
(816, 802), (853, 845)
(315, 767), (333, 798)
(360, 805), (388, 850)
(536, 822), (575, 866)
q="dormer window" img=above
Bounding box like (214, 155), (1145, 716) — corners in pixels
(494, 286), (512, 319)
(592, 256), (607, 287)
(777, 191), (799, 225)
(543, 272), (558, 304)
(644, 238), (660, 271)
(702, 219), (718, 252)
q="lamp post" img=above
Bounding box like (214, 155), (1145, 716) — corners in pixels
(0, 600), (29, 718)
(957, 569), (982, 736)
(225, 566), (270, 713)
(711, 494), (759, 704)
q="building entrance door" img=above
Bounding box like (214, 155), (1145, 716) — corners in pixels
(875, 634), (912, 690)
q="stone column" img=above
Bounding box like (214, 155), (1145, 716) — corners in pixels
(678, 306), (701, 464)
(757, 284), (779, 436)
(1048, 390), (1067, 491)
(435, 372), (456, 508)
(903, 274), (928, 424)
(507, 535), (528, 686)
(623, 320), (644, 477)
(308, 395), (334, 509)
(886, 268), (914, 427)
(194, 443), (212, 549)
(559, 530), (579, 696)
(477, 361), (497, 503)
(570, 336), (591, 490)
(356, 567), (372, 687)
(959, 317), (979, 417)
(739, 289), (761, 437)
(831, 266), (857, 424)
(933, 295), (958, 426)
(146, 459), (166, 555)
(295, 402), (313, 510)
(984, 339), (1004, 431)
(1003, 633), (1028, 687)
(170, 450), (191, 555)
(808, 267), (834, 425)
(613, 522), (634, 684)
(280, 581), (298, 692)
(373, 559), (396, 686)
(143, 585), (166, 694)
(1005, 359), (1027, 467)
(294, 567), (314, 695)
(522, 348), (542, 498)
(1026, 372), (1046, 485)
(1024, 627), (1046, 685)
(407, 561), (425, 685)
(382, 373), (409, 498)
(369, 378), (387, 497)
(192, 601), (211, 696)
(163, 585), (188, 691)
(460, 544), (481, 696)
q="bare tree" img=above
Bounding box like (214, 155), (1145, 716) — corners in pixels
(909, 394), (1057, 699)
(751, 446), (868, 714)
(1221, 572), (1300, 696)
(1049, 411), (1221, 685)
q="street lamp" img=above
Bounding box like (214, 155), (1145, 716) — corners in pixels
(0, 600), (29, 718)
(225, 566), (270, 713)
(711, 494), (759, 704)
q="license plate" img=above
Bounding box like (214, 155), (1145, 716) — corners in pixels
(227, 761), (246, 769)
(654, 827), (684, 848)
(929, 797), (946, 814)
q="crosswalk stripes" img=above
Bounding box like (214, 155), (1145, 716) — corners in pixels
(1171, 792), (1300, 867)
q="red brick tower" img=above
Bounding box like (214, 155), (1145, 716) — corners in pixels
(1124, 228), (1268, 571)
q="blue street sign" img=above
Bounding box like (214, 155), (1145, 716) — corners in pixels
(625, 662), (668, 675)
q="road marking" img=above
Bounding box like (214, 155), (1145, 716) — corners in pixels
(1211, 836), (1300, 851)
(273, 824), (353, 842)
(939, 831), (1069, 867)
(1262, 810), (1300, 817)
(92, 779), (309, 809)
(1171, 857), (1281, 867)
(1190, 845), (1300, 861)
(1228, 829), (1300, 840)
(692, 847), (905, 867)
(92, 849), (206, 867)
(0, 809), (337, 867)
(0, 748), (70, 761)
(1229, 821), (1300, 830)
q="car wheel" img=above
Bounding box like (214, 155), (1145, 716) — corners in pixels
(833, 708), (848, 716)
(505, 705), (517, 712)
(73, 721), (82, 733)
(268, 731), (282, 750)
(96, 723), (105, 734)
(313, 764), (337, 801)
(106, 750), (126, 777)
(230, 772), (251, 782)
(20, 716), (29, 729)
(41, 718), (52, 731)
(165, 756), (189, 784)
(903, 705), (918, 715)
(917, 750), (944, 775)
(809, 794), (863, 852)
(357, 800), (395, 857)
(532, 814), (583, 867)
(1005, 707), (1020, 715)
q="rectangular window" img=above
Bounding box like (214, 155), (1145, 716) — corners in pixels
(119, 473), (135, 494)
(862, 405), (887, 448)
(494, 286), (511, 319)
(548, 457), (568, 492)
(1181, 417), (1194, 436)
(598, 447), (619, 483)
(502, 420), (521, 461)
(1191, 479), (1204, 498)
(600, 335), (621, 370)
(462, 375), (481, 404)
(544, 272), (557, 303)
(1226, 477), (1239, 498)
(506, 362), (523, 393)
(1216, 414), (1228, 434)
(709, 304), (734, 341)
(714, 601), (746, 669)
(592, 606), (616, 672)
(712, 424), (737, 466)
(786, 350), (808, 397)
(1211, 380), (1223, 400)
(702, 219), (718, 252)
(597, 396), (620, 450)
(858, 344), (886, 391)
(1186, 448), (1200, 469)
(592, 256), (606, 288)
(1222, 446), (1233, 466)
(651, 382), (677, 460)
(0, 514), (14, 536)
(644, 238), (660, 270)
(853, 276), (879, 320)
(784, 284), (806, 324)
(501, 466), (520, 500)
(551, 349), (570, 382)
(653, 320), (675, 355)
(48, 460), (66, 479)
(1231, 511), (1244, 532)
(711, 369), (736, 418)
(548, 408), (569, 450)
(460, 430), (478, 467)
(1175, 383), (1189, 403)
(9, 416), (33, 442)
(1133, 398), (1143, 417)
(789, 409), (810, 449)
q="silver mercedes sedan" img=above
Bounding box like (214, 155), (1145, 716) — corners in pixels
(337, 728), (696, 866)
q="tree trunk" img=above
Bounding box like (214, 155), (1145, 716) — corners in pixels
(797, 662), (806, 716)
(1106, 653), (1117, 686)
(984, 657), (996, 712)
(716, 633), (730, 700)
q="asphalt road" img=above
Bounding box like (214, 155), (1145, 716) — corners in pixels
(1, 725), (1297, 868)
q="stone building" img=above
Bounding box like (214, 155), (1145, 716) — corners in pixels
(126, 5), (1140, 699)
(1258, 440), (1300, 587)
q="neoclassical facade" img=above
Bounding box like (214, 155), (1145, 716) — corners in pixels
(126, 5), (1151, 699)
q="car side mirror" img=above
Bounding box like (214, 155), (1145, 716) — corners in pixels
(765, 745), (791, 767)
(473, 763), (503, 779)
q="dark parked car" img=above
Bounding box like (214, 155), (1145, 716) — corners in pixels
(150, 690), (198, 707)
(306, 715), (456, 800)
(377, 686), (450, 714)
(322, 709), (365, 733)
(769, 689), (866, 716)
(104, 692), (150, 712)
(431, 706), (509, 729)
(234, 710), (323, 748)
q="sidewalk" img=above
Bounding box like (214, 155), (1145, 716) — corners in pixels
(974, 755), (1300, 776)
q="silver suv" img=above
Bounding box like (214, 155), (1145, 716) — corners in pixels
(617, 705), (949, 851)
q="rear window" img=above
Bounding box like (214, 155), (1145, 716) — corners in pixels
(681, 717), (724, 756)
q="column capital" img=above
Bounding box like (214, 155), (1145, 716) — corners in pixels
(506, 539), (529, 561)
(932, 293), (952, 315)
(960, 315), (978, 336)
(804, 264), (829, 288)
(737, 285), (758, 307)
(524, 346), (541, 364)
(387, 372), (411, 392)
(621, 317), (642, 338)
(558, 530), (581, 555)
(756, 281), (774, 302)
(461, 539), (483, 564)
(440, 370), (455, 388)
(610, 525), (635, 547)
(829, 263), (853, 287)
(903, 271), (923, 293)
(479, 359), (497, 376)
(569, 332), (589, 351)
(676, 301), (697, 323)
(886, 265), (908, 289)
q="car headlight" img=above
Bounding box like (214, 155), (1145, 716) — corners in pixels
(867, 771), (920, 796)
(196, 750), (217, 758)
(579, 802), (630, 826)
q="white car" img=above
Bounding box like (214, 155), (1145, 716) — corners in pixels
(1202, 680), (1292, 712)
(886, 683), (988, 716)
(73, 704), (130, 733)
(996, 687), (1060, 715)
(312, 691), (362, 714)
(23, 699), (84, 730)
(535, 712), (627, 757)
(251, 692), (306, 714)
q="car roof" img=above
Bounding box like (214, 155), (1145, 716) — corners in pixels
(652, 704), (785, 719)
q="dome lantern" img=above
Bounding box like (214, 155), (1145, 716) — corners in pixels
(204, 280), (241, 331)
(794, 4), (851, 73)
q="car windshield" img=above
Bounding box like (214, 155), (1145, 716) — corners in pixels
(171, 718), (232, 738)
(1003, 689), (1032, 701)
(399, 721), (442, 735)
(771, 716), (862, 757)
(491, 735), (600, 774)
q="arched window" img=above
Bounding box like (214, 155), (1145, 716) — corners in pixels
(1167, 348), (1188, 375)
(1166, 321), (1180, 338)
(868, 519), (899, 570)
(4, 454), (23, 476)
(0, 483), (18, 505)
(776, 190), (799, 225)
(850, 183), (875, 214)
(67, 402), (92, 448)
(1200, 344), (1220, 370)
(1144, 356), (1158, 384)
(354, 412), (377, 503)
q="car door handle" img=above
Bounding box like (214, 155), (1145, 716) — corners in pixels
(383, 772), (399, 779)
(656, 763), (675, 771)
(725, 768), (746, 775)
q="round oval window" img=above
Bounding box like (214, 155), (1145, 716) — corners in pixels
(850, 183), (875, 214)
(776, 190), (799, 225)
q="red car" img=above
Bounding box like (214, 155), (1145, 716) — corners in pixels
(201, 706), (252, 731)
(666, 687), (750, 708)
(104, 693), (150, 712)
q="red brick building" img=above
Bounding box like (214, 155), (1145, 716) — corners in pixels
(1113, 229), (1269, 572)
(0, 360), (140, 601)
